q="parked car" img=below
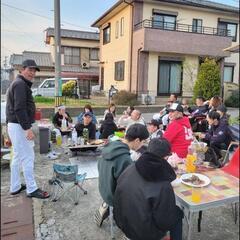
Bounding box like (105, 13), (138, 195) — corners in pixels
(32, 78), (79, 97)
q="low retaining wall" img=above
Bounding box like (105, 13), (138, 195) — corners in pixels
(39, 105), (164, 119)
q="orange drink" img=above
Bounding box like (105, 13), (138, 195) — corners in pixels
(191, 187), (201, 203)
(186, 154), (197, 173)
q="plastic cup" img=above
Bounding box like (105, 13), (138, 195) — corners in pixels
(191, 187), (201, 203)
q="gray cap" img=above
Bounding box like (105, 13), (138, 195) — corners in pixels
(22, 59), (40, 71)
(217, 104), (227, 113)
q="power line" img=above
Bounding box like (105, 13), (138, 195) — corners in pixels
(2, 2), (96, 32)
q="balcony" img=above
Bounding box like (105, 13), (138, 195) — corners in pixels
(133, 20), (232, 57)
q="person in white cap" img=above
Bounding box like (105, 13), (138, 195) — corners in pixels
(52, 105), (72, 129)
(6, 59), (49, 199)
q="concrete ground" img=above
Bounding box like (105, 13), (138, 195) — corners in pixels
(1, 108), (239, 240)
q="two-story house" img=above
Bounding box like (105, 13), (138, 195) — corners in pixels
(92, 0), (239, 102)
(9, 28), (100, 91)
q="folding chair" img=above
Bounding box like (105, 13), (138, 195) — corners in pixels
(221, 123), (239, 166)
(49, 163), (87, 205)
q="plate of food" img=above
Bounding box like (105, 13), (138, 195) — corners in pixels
(90, 139), (105, 145)
(180, 173), (210, 187)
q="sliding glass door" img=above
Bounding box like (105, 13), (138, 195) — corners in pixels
(158, 60), (182, 95)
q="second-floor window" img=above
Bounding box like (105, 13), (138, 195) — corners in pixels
(218, 21), (237, 41)
(63, 47), (80, 65)
(103, 24), (111, 44)
(152, 13), (176, 30)
(115, 61), (125, 81)
(192, 19), (202, 33)
(120, 17), (124, 36)
(90, 48), (99, 61)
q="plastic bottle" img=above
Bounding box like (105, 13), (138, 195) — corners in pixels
(72, 128), (78, 145)
(62, 117), (67, 131)
(83, 128), (89, 145)
(56, 132), (62, 146)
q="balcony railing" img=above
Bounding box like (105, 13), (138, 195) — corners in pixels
(134, 19), (231, 37)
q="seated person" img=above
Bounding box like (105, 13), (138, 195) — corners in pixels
(113, 138), (183, 240)
(216, 104), (228, 124)
(103, 103), (116, 120)
(199, 111), (233, 166)
(123, 105), (135, 116)
(207, 96), (222, 112)
(99, 113), (118, 139)
(147, 119), (163, 140)
(118, 110), (145, 129)
(95, 124), (149, 227)
(52, 105), (72, 129)
(181, 98), (191, 116)
(189, 97), (209, 132)
(163, 103), (193, 158)
(77, 104), (97, 124)
(75, 112), (96, 140)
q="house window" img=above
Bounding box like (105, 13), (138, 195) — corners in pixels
(218, 21), (237, 41)
(63, 47), (80, 65)
(223, 66), (234, 82)
(116, 21), (119, 38)
(192, 19), (202, 33)
(120, 17), (124, 36)
(115, 61), (125, 81)
(152, 13), (176, 30)
(90, 48), (99, 60)
(158, 60), (182, 95)
(103, 24), (111, 44)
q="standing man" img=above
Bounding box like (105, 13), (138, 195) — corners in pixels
(6, 59), (49, 199)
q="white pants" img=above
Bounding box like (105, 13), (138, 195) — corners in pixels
(7, 123), (38, 194)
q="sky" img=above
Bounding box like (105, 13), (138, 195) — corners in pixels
(1, 0), (239, 67)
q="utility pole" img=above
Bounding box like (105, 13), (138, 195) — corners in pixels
(54, 0), (62, 109)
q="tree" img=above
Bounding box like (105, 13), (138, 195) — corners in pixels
(62, 80), (76, 97)
(193, 58), (221, 101)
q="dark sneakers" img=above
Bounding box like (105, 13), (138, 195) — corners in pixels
(10, 184), (26, 195)
(27, 188), (50, 199)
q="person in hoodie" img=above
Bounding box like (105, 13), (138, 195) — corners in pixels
(99, 113), (118, 139)
(163, 103), (193, 158)
(95, 124), (149, 227)
(113, 138), (183, 240)
(200, 111), (233, 163)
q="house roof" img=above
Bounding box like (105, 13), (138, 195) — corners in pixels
(92, 0), (239, 27)
(61, 65), (99, 74)
(10, 51), (54, 67)
(45, 28), (99, 42)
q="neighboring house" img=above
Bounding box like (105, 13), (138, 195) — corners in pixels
(92, 0), (239, 101)
(9, 51), (55, 88)
(45, 28), (100, 89)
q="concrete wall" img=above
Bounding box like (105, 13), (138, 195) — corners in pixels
(99, 5), (132, 92)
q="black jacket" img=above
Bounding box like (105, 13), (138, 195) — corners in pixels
(52, 112), (72, 128)
(74, 122), (96, 139)
(113, 152), (179, 240)
(99, 119), (118, 139)
(6, 75), (36, 130)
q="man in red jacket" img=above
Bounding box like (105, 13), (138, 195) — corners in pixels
(163, 103), (193, 158)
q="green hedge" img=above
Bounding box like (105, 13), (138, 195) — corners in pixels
(34, 96), (54, 103)
(225, 90), (239, 108)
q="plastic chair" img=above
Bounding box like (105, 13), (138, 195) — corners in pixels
(50, 163), (87, 205)
(222, 147), (239, 178)
(222, 147), (239, 224)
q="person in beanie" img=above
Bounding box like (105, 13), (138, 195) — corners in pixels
(113, 138), (183, 240)
(6, 59), (49, 199)
(95, 124), (149, 227)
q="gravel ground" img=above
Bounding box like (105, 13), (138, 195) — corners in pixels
(1, 117), (239, 240)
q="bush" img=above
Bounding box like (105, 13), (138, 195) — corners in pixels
(34, 96), (54, 103)
(225, 90), (239, 108)
(193, 58), (221, 101)
(112, 90), (138, 106)
(62, 80), (76, 97)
